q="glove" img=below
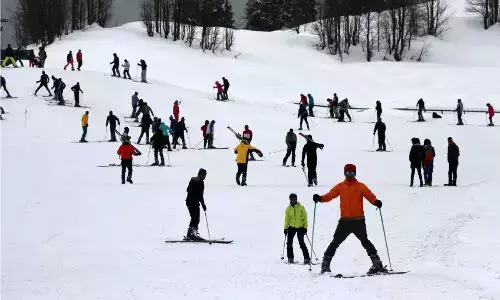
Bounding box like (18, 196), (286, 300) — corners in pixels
(374, 199), (382, 208)
(258, 152), (263, 157)
(301, 162), (305, 167)
(313, 194), (321, 203)
(201, 203), (207, 211)
(284, 228), (288, 235)
(299, 227), (307, 235)
(319, 144), (324, 150)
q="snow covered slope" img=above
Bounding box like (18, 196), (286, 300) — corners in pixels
(1, 14), (500, 300)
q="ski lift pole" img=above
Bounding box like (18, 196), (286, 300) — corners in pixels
(24, 109), (27, 127)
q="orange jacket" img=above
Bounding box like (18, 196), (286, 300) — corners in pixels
(320, 179), (377, 219)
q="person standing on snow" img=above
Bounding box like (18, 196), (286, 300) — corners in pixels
(242, 125), (255, 160)
(300, 94), (308, 105)
(446, 137), (460, 186)
(423, 139), (435, 186)
(64, 50), (75, 71)
(131, 92), (139, 117)
(307, 94), (315, 117)
(51, 76), (61, 101)
(1, 76), (12, 98)
(332, 93), (339, 118)
(137, 113), (152, 144)
(173, 100), (180, 121)
(313, 164), (385, 275)
(284, 193), (310, 264)
(71, 82), (83, 107)
(375, 101), (382, 120)
(110, 53), (120, 77)
(201, 120), (210, 149)
(76, 50), (83, 71)
(455, 99), (464, 125)
(2, 44), (17, 67)
(117, 136), (141, 184)
(207, 120), (216, 148)
(35, 71), (52, 96)
(150, 129), (165, 166)
(120, 127), (131, 143)
(416, 98), (426, 122)
(38, 47), (47, 68)
(282, 129), (297, 167)
(56, 78), (66, 105)
(338, 98), (352, 122)
(214, 81), (224, 101)
(122, 59), (131, 79)
(234, 138), (263, 186)
(80, 111), (89, 142)
(486, 103), (495, 126)
(301, 135), (324, 187)
(298, 103), (309, 130)
(373, 118), (386, 151)
(159, 120), (172, 151)
(409, 137), (425, 187)
(185, 168), (208, 240)
(174, 117), (188, 149)
(327, 99), (335, 118)
(222, 77), (230, 100)
(138, 59), (147, 83)
(106, 111), (120, 142)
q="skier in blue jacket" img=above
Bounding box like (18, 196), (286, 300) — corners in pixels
(307, 94), (315, 117)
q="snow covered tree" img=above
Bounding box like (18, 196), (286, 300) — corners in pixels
(466, 0), (499, 29)
(141, 0), (154, 36)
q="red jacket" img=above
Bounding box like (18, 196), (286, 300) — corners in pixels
(201, 124), (208, 136)
(215, 82), (223, 93)
(300, 95), (308, 105)
(173, 103), (180, 120)
(488, 106), (495, 117)
(76, 52), (82, 62)
(242, 129), (253, 141)
(117, 144), (137, 160)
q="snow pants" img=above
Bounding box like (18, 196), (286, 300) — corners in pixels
(448, 160), (458, 185)
(35, 83), (50, 95)
(287, 227), (310, 261)
(307, 164), (317, 185)
(121, 159), (133, 181)
(137, 126), (150, 144)
(236, 163), (248, 185)
(74, 93), (80, 107)
(77, 60), (82, 71)
(324, 218), (377, 259)
(64, 61), (74, 70)
(299, 115), (309, 130)
(110, 125), (117, 141)
(418, 108), (424, 121)
(457, 111), (463, 125)
(377, 110), (382, 120)
(424, 161), (433, 185)
(203, 135), (209, 148)
(187, 203), (200, 229)
(283, 145), (296, 166)
(112, 64), (120, 77)
(308, 105), (315, 117)
(2, 57), (16, 67)
(154, 147), (164, 164)
(164, 135), (172, 150)
(377, 134), (386, 151)
(81, 125), (88, 141)
(207, 134), (214, 148)
(141, 70), (147, 82)
(123, 69), (131, 79)
(410, 164), (423, 186)
(1, 83), (11, 97)
(223, 87), (229, 100)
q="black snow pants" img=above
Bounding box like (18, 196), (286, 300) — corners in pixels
(137, 126), (150, 144)
(154, 147), (165, 164)
(236, 163), (248, 185)
(299, 115), (309, 130)
(187, 203), (200, 229)
(112, 64), (120, 77)
(287, 227), (310, 261)
(324, 218), (377, 259)
(283, 144), (296, 166)
(35, 83), (51, 95)
(411, 163), (423, 186)
(448, 160), (458, 185)
(378, 134), (386, 151)
(307, 163), (317, 185)
(121, 159), (133, 181)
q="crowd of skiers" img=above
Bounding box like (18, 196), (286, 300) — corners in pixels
(32, 71), (84, 107)
(110, 53), (148, 82)
(2, 44), (47, 68)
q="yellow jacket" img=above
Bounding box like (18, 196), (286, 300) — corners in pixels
(81, 114), (89, 126)
(234, 142), (258, 164)
(284, 203), (308, 229)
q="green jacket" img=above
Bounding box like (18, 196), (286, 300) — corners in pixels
(284, 203), (308, 229)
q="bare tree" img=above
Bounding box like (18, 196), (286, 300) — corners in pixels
(141, 0), (154, 36)
(96, 0), (113, 27)
(466, 0), (499, 29)
(425, 0), (450, 37)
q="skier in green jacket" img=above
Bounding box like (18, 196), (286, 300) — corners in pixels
(284, 193), (310, 264)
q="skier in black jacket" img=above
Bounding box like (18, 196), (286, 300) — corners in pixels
(222, 77), (230, 100)
(35, 71), (52, 96)
(174, 117), (188, 149)
(71, 82), (83, 107)
(446, 137), (460, 186)
(138, 59), (147, 83)
(409, 137), (425, 187)
(375, 101), (382, 120)
(416, 98), (426, 121)
(106, 111), (120, 142)
(298, 103), (309, 130)
(110, 53), (120, 77)
(137, 114), (152, 144)
(0, 76), (12, 98)
(282, 129), (297, 166)
(373, 118), (386, 151)
(185, 168), (207, 240)
(301, 135), (324, 187)
(149, 129), (165, 166)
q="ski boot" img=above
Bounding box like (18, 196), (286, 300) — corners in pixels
(313, 178), (318, 186)
(159, 161), (165, 166)
(150, 162), (159, 166)
(240, 181), (247, 186)
(126, 177), (133, 184)
(303, 258), (311, 265)
(287, 258), (295, 264)
(182, 146), (188, 149)
(367, 254), (387, 275)
(320, 256), (332, 274)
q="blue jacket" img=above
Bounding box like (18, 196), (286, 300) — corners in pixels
(159, 123), (170, 136)
(307, 94), (314, 106)
(132, 94), (139, 106)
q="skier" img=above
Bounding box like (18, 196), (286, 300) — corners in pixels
(207, 120), (216, 148)
(242, 125), (255, 160)
(185, 168), (208, 240)
(301, 135), (324, 187)
(64, 50), (75, 70)
(56, 78), (66, 105)
(423, 139), (435, 186)
(159, 120), (172, 151)
(375, 101), (382, 120)
(71, 82), (83, 107)
(150, 128), (165, 166)
(122, 59), (131, 79)
(135, 101), (154, 121)
(137, 113), (152, 144)
(1, 76), (12, 98)
(214, 81), (223, 101)
(34, 71), (52, 96)
(131, 92), (139, 117)
(282, 129), (297, 167)
(28, 50), (36, 67)
(38, 47), (47, 68)
(173, 100), (180, 121)
(76, 49), (83, 71)
(110, 53), (120, 77)
(416, 98), (426, 121)
(409, 137), (425, 187)
(313, 164), (385, 274)
(173, 117), (188, 149)
(486, 103), (495, 126)
(300, 94), (308, 105)
(332, 93), (339, 118)
(222, 77), (230, 100)
(201, 120), (210, 149)
(152, 117), (161, 134)
(338, 98), (352, 122)
(106, 111), (121, 142)
(117, 136), (141, 184)
(307, 94), (315, 117)
(170, 116), (179, 146)
(456, 99), (464, 125)
(15, 48), (24, 67)
(327, 99), (335, 118)
(51, 76), (61, 101)
(2, 44), (17, 67)
(120, 127), (131, 143)
(446, 137), (460, 186)
(80, 111), (89, 142)
(284, 193), (310, 264)
(298, 103), (309, 130)
(234, 137), (263, 186)
(138, 59), (147, 83)
(373, 118), (386, 151)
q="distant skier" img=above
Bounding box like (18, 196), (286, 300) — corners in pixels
(301, 135), (324, 187)
(152, 117), (161, 134)
(138, 59), (147, 83)
(1, 76), (12, 98)
(35, 71), (52, 96)
(131, 92), (139, 117)
(284, 193), (310, 264)
(455, 99), (464, 125)
(282, 129), (297, 167)
(2, 44), (17, 67)
(51, 76), (61, 101)
(416, 98), (426, 122)
(313, 164), (385, 274)
(423, 139), (435, 186)
(332, 93), (339, 118)
(170, 116), (179, 146)
(207, 120), (216, 148)
(298, 103), (309, 130)
(80, 111), (89, 142)
(214, 81), (223, 101)
(173, 100), (180, 121)
(76, 50), (83, 71)
(242, 125), (254, 160)
(222, 77), (230, 100)
(409, 137), (424, 187)
(373, 118), (386, 151)
(110, 53), (120, 77)
(159, 120), (172, 151)
(117, 135), (141, 184)
(150, 129), (165, 166)
(307, 93), (315, 117)
(28, 50), (36, 67)
(122, 59), (131, 79)
(71, 82), (83, 107)
(446, 137), (460, 186)
(57, 78), (66, 105)
(185, 168), (208, 240)
(327, 99), (334, 118)
(375, 101), (382, 120)
(38, 47), (47, 68)
(201, 120), (210, 149)
(64, 50), (74, 70)
(137, 114), (152, 144)
(486, 103), (495, 126)
(136, 101), (154, 120)
(173, 117), (188, 149)
(234, 137), (263, 186)
(106, 111), (120, 142)
(338, 99), (352, 122)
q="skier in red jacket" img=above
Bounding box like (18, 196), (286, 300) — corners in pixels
(242, 125), (255, 160)
(173, 100), (180, 121)
(64, 51), (75, 71)
(76, 50), (83, 71)
(487, 103), (495, 126)
(201, 120), (210, 149)
(117, 137), (141, 184)
(214, 81), (223, 101)
(300, 94), (308, 105)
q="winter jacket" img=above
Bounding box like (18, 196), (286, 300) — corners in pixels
(5, 46), (14, 57)
(298, 104), (308, 118)
(242, 129), (253, 142)
(152, 119), (161, 133)
(81, 114), (89, 126)
(39, 49), (47, 60)
(111, 55), (119, 66)
(177, 120), (187, 134)
(285, 132), (297, 147)
(223, 78), (229, 89)
(448, 142), (460, 162)
(307, 94), (314, 106)
(234, 142), (261, 164)
(300, 95), (308, 105)
(131, 94), (139, 106)
(302, 140), (323, 167)
(123, 61), (130, 70)
(339, 99), (351, 111)
(160, 123), (170, 136)
(417, 99), (425, 110)
(201, 124), (208, 136)
(208, 122), (215, 134)
(423, 145), (435, 168)
(76, 51), (82, 62)
(117, 144), (137, 160)
(67, 53), (73, 62)
(409, 144), (425, 167)
(376, 102), (382, 113)
(71, 84), (83, 94)
(488, 106), (495, 117)
(138, 60), (147, 70)
(456, 102), (463, 113)
(284, 203), (308, 229)
(333, 95), (339, 106)
(215, 81), (223, 93)
(373, 121), (386, 135)
(186, 177), (205, 206)
(150, 131), (164, 149)
(320, 179), (377, 219)
(141, 115), (153, 128)
(38, 74), (49, 84)
(173, 103), (180, 118)
(106, 115), (120, 127)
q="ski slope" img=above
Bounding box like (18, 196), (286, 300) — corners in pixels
(2, 13), (500, 300)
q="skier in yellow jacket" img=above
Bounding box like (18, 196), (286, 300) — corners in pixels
(284, 193), (310, 264)
(80, 111), (89, 142)
(234, 137), (262, 186)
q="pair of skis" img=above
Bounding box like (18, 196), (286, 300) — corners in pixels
(165, 237), (233, 244)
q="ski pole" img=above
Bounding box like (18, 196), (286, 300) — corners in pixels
(309, 202), (317, 271)
(281, 234), (287, 260)
(204, 210), (212, 245)
(301, 166), (308, 184)
(305, 234), (319, 261)
(24, 109), (27, 127)
(386, 136), (393, 151)
(146, 144), (152, 164)
(378, 208), (393, 271)
(372, 134), (375, 151)
(369, 110), (375, 122)
(104, 126), (108, 140)
(186, 131), (192, 148)
(268, 148), (287, 155)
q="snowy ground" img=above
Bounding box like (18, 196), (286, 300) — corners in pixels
(2, 12), (500, 300)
